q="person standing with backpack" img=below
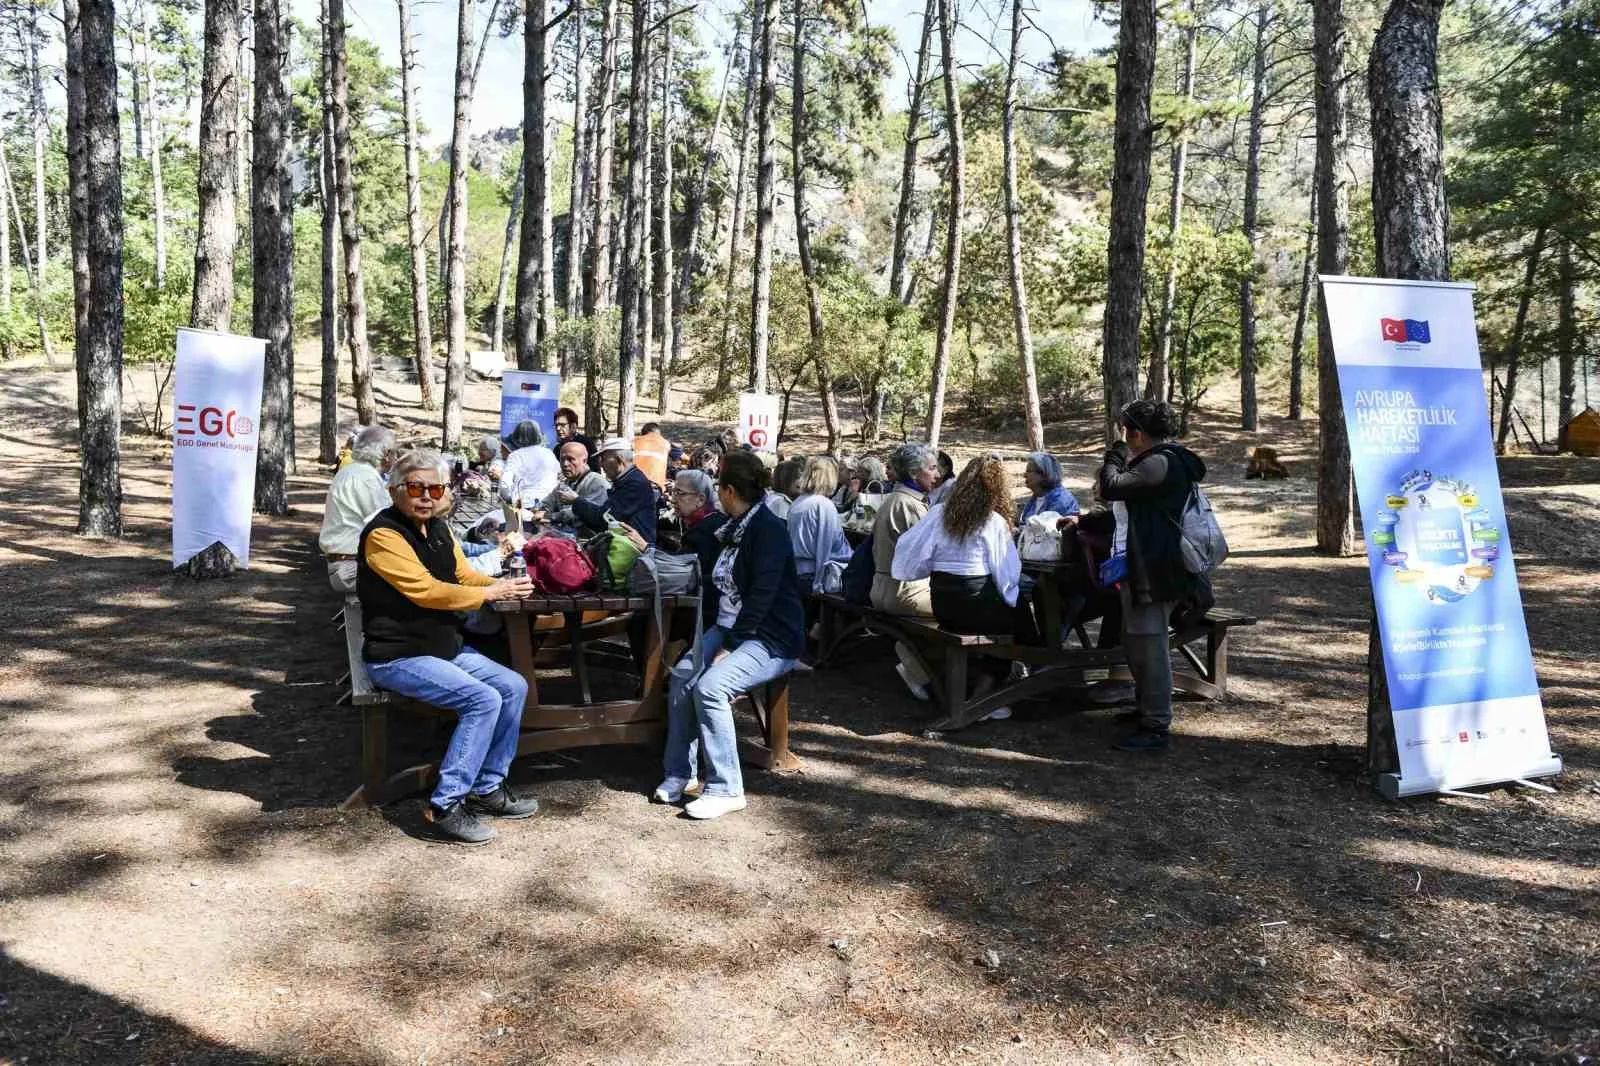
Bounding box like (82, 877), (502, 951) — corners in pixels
(1096, 400), (1207, 753)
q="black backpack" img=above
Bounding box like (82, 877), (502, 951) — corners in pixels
(841, 534), (874, 605)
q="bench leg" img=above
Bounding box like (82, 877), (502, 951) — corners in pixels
(566, 612), (592, 705)
(941, 650), (969, 726)
(763, 678), (800, 772)
(362, 706), (389, 807)
(1208, 626), (1229, 695)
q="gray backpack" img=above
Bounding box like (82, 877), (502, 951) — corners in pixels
(1172, 486), (1228, 575)
(627, 549), (700, 597)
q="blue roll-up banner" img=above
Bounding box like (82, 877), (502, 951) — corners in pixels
(500, 371), (561, 445)
(1319, 276), (1561, 798)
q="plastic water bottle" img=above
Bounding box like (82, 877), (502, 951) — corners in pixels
(506, 547), (528, 581)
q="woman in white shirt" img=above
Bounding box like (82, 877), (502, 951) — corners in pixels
(498, 421), (560, 507)
(891, 454), (1039, 719)
(786, 457), (853, 594)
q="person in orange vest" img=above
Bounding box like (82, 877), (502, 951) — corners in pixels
(633, 422), (671, 491)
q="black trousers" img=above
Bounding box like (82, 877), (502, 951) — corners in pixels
(930, 572), (1040, 681)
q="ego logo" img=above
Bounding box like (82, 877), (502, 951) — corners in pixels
(176, 404), (257, 439)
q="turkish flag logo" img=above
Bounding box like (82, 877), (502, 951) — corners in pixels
(1380, 318), (1407, 343)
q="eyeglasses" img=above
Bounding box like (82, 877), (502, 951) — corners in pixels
(671, 488), (703, 498)
(401, 481), (447, 500)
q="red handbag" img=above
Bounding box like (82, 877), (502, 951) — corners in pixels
(522, 535), (598, 594)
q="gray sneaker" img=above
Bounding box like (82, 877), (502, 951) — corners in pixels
(465, 784), (540, 820)
(426, 802), (497, 845)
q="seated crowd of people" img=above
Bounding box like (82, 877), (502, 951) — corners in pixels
(319, 400), (1206, 843)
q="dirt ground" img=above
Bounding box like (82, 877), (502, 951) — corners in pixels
(0, 355), (1596, 1066)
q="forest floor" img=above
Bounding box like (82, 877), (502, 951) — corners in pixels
(1, 352), (1597, 1066)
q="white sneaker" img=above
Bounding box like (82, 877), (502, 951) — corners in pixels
(684, 794), (747, 820)
(651, 778), (701, 804)
(982, 705), (1013, 722)
(895, 663), (930, 702)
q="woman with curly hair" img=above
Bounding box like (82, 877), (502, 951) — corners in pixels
(890, 454), (1038, 720)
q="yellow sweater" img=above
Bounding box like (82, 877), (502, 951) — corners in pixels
(363, 526), (496, 612)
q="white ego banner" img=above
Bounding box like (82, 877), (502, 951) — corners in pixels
(172, 327), (267, 569)
(737, 392), (779, 450)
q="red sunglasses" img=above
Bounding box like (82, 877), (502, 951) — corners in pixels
(401, 481), (446, 500)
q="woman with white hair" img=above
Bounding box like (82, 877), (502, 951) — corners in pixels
(1020, 452), (1079, 522)
(319, 425), (398, 592)
(358, 450), (537, 845)
(499, 420), (559, 507)
(786, 457), (853, 594)
(473, 435), (505, 482)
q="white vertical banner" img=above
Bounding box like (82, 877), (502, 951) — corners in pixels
(172, 327), (267, 568)
(1319, 276), (1560, 797)
(737, 392), (779, 449)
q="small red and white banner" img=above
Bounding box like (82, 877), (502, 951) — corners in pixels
(172, 327), (267, 568)
(737, 391), (779, 450)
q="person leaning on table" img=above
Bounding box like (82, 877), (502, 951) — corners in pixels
(319, 425), (397, 593)
(358, 449), (540, 846)
(653, 450), (805, 820)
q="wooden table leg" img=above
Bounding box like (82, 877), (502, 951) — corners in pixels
(637, 600), (669, 717)
(942, 649), (969, 726)
(764, 678), (801, 772)
(362, 706), (389, 807)
(566, 611), (592, 705)
(1038, 575), (1064, 649)
(505, 612), (539, 711)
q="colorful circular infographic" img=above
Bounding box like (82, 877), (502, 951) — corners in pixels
(1371, 471), (1500, 604)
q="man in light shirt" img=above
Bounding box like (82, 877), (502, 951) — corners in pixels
(319, 425), (397, 592)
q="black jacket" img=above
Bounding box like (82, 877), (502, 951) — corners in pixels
(708, 503), (806, 660)
(573, 464), (659, 546)
(357, 508), (466, 663)
(1097, 441), (1205, 604)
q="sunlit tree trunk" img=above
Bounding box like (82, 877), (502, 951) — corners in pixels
(318, 0), (340, 464)
(329, 0), (375, 424)
(1238, 0), (1268, 432)
(492, 159), (524, 355)
(590, 0), (619, 313)
(1313, 0), (1353, 554)
(191, 0), (240, 332)
(791, 0), (840, 451)
(617, 0), (650, 433)
(1288, 180), (1316, 421)
(252, 0), (295, 515)
(397, 0), (437, 408)
(747, 0), (777, 394)
(30, 0), (49, 280)
(655, 4), (675, 416)
(443, 0), (476, 446)
(671, 23), (733, 391)
(139, 0), (168, 288)
(565, 0), (589, 331)
(717, 5), (757, 392)
(1003, 0), (1043, 452)
(1147, 8), (1196, 406)
(1102, 0), (1156, 441)
(72, 0), (125, 537)
(925, 0), (964, 448)
(517, 0), (552, 371)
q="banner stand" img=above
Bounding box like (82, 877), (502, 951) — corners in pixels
(1320, 275), (1561, 800)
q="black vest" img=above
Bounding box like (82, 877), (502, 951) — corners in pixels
(357, 507), (467, 663)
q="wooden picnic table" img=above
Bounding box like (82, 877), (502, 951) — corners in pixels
(491, 592), (689, 752)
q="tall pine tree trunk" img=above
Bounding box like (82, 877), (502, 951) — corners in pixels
(192, 0), (240, 331)
(655, 6), (674, 416)
(64, 0), (90, 357)
(1495, 228), (1544, 452)
(30, 0), (49, 283)
(318, 0), (340, 463)
(791, 0), (840, 451)
(0, 141), (9, 338)
(73, 0), (125, 537)
(492, 160), (524, 354)
(869, 0), (933, 442)
(1557, 239), (1576, 430)
(671, 24), (733, 388)
(1313, 0), (1353, 554)
(565, 0), (589, 327)
(1003, 0), (1042, 451)
(139, 0), (168, 288)
(443, 0), (476, 445)
(640, 63), (655, 393)
(516, 0), (551, 371)
(1367, 0), (1447, 780)
(718, 7), (758, 393)
(1103, 0), (1156, 440)
(924, 0), (964, 448)
(747, 0), (777, 395)
(617, 0), (650, 434)
(398, 0), (437, 408)
(1288, 179), (1316, 420)
(1238, 0), (1268, 432)
(252, 0), (295, 515)
(1147, 11), (1196, 405)
(590, 0), (619, 314)
(329, 0), (375, 424)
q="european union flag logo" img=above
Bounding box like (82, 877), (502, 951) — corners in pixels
(1380, 317), (1431, 343)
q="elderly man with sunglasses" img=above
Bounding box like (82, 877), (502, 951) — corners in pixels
(358, 450), (539, 845)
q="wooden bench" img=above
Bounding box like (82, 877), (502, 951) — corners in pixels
(340, 597), (799, 808)
(814, 593), (1256, 732)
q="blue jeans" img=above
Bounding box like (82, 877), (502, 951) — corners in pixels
(662, 626), (795, 798)
(365, 648), (530, 809)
